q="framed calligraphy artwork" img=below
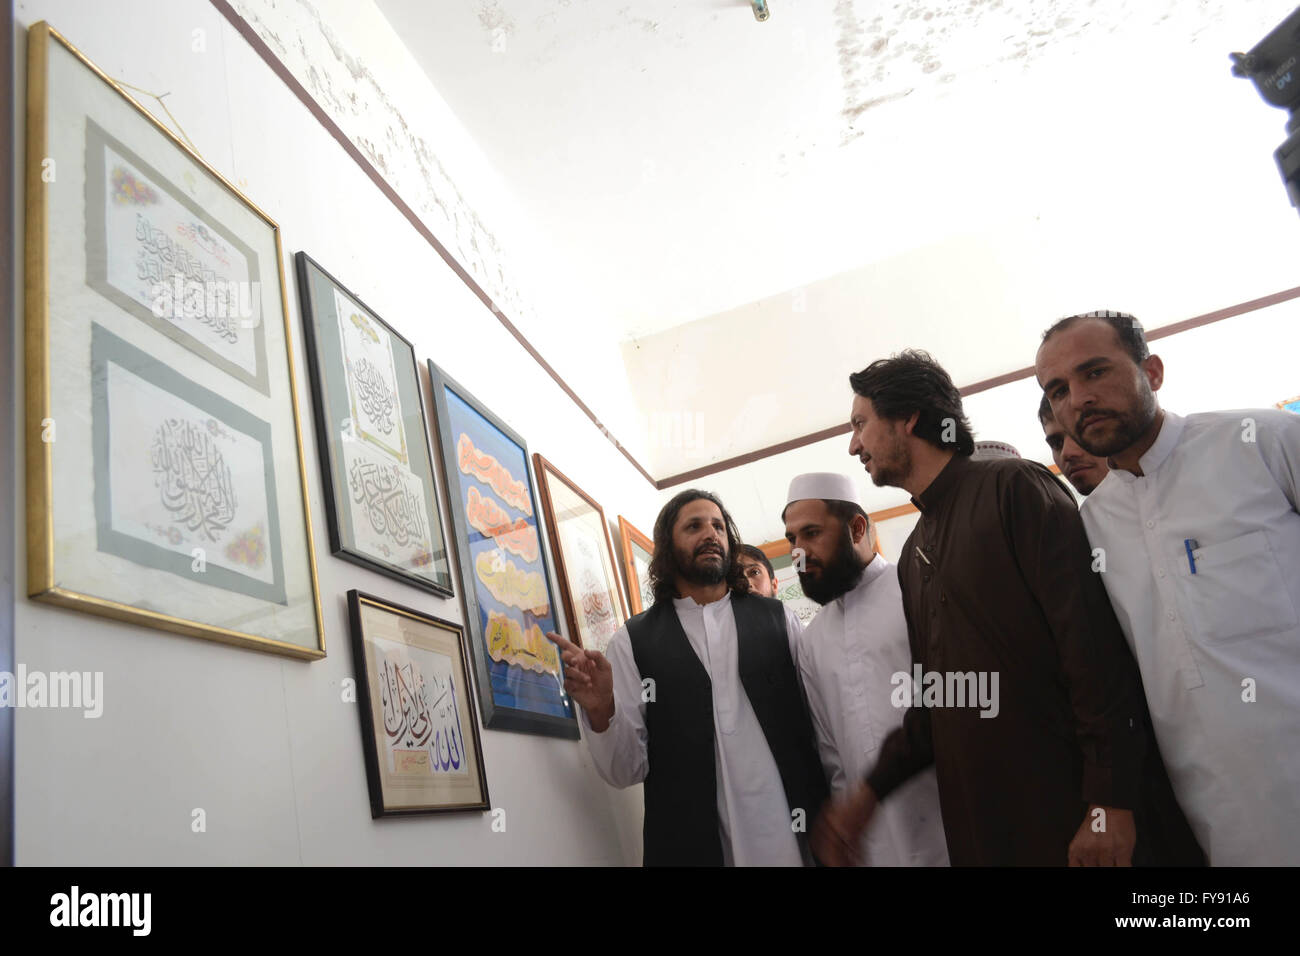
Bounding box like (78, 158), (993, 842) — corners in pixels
(427, 362), (578, 739)
(24, 23), (324, 658)
(347, 590), (489, 816)
(534, 455), (628, 653)
(295, 253), (452, 596)
(617, 516), (655, 616)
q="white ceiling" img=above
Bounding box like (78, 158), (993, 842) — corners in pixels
(375, 0), (1300, 478)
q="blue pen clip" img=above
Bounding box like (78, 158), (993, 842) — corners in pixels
(1184, 539), (1198, 574)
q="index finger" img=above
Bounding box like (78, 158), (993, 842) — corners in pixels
(545, 630), (580, 654)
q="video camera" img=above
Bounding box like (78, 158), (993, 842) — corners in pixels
(1232, 6), (1300, 212)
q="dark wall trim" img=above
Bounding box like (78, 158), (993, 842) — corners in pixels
(207, 0), (1300, 493)
(655, 285), (1300, 488)
(206, 0), (656, 487)
(3, 0), (19, 867)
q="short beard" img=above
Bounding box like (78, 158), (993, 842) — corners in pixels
(870, 433), (913, 490)
(1074, 382), (1158, 457)
(798, 524), (867, 605)
(674, 543), (728, 587)
(1070, 473), (1099, 496)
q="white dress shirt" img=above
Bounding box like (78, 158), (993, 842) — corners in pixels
(1081, 409), (1300, 865)
(580, 591), (808, 866)
(797, 556), (949, 866)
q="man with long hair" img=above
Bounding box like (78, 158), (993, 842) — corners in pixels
(550, 489), (827, 866)
(814, 350), (1150, 866)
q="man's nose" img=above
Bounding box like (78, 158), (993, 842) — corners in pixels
(1069, 380), (1099, 413)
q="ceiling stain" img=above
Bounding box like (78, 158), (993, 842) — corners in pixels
(475, 0), (516, 40)
(832, 0), (1228, 144)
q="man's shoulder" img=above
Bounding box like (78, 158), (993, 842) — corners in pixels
(1079, 474), (1126, 526)
(1181, 407), (1298, 439)
(730, 590), (789, 625)
(964, 454), (1061, 487)
(965, 455), (1074, 508)
(626, 602), (661, 629)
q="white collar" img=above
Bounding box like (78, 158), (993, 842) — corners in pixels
(1107, 410), (1184, 483)
(673, 590), (732, 611)
(836, 554), (890, 608)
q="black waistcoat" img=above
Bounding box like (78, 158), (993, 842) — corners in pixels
(626, 591), (828, 866)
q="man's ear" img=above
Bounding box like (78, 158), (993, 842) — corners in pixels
(1142, 354), (1164, 392)
(850, 513), (868, 545)
(904, 410), (920, 437)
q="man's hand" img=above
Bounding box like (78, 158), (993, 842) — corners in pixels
(1068, 805), (1136, 866)
(546, 631), (615, 731)
(811, 783), (878, 866)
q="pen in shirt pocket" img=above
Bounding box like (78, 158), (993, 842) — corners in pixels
(1184, 539), (1199, 574)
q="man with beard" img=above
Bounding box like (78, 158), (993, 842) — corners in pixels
(1039, 393), (1109, 496)
(784, 472), (948, 865)
(549, 489), (827, 866)
(812, 350), (1150, 866)
(1037, 311), (1300, 865)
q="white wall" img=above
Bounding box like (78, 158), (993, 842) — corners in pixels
(11, 0), (657, 865)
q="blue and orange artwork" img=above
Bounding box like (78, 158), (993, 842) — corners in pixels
(444, 389), (572, 720)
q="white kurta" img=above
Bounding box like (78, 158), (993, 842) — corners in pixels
(797, 556), (949, 866)
(580, 592), (808, 866)
(1080, 409), (1300, 865)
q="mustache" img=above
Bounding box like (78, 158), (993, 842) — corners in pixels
(693, 543), (724, 557)
(1076, 410), (1118, 432)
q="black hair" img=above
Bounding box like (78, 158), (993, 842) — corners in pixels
(647, 489), (746, 606)
(848, 349), (975, 456)
(737, 544), (776, 582)
(1040, 310), (1149, 366)
(1037, 391), (1054, 425)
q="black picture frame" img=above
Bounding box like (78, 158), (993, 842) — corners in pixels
(295, 252), (453, 597)
(426, 360), (579, 740)
(346, 589), (490, 817)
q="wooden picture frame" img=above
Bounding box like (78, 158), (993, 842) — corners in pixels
(617, 515), (655, 616)
(24, 22), (323, 658)
(295, 252), (453, 596)
(533, 454), (628, 652)
(347, 590), (489, 816)
(425, 361), (578, 739)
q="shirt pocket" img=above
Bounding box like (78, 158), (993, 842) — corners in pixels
(1174, 530), (1299, 642)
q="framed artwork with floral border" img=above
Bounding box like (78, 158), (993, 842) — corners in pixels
(24, 22), (323, 658)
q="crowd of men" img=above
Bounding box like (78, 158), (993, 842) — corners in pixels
(549, 311), (1300, 866)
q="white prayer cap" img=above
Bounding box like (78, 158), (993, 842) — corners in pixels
(972, 440), (1021, 461)
(785, 472), (863, 509)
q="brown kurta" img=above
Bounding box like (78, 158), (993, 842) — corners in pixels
(865, 453), (1149, 865)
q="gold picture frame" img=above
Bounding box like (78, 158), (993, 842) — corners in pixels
(24, 22), (324, 659)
